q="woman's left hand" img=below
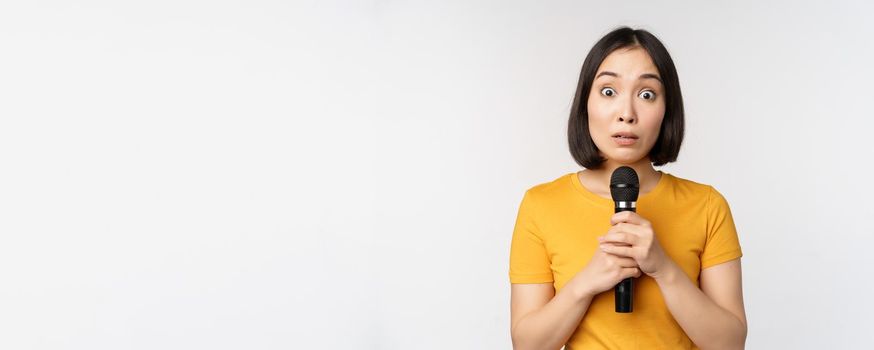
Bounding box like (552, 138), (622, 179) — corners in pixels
(598, 211), (673, 279)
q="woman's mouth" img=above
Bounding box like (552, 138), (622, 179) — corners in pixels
(612, 135), (638, 146)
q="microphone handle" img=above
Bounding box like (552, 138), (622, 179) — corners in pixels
(614, 205), (635, 313)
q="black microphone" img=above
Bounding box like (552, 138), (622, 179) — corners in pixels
(610, 166), (640, 313)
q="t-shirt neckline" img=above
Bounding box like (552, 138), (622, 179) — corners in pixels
(570, 170), (671, 206)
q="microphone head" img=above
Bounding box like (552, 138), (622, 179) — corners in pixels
(610, 166), (640, 202)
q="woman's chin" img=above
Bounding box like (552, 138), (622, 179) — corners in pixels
(603, 153), (646, 165)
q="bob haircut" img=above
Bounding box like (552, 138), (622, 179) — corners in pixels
(568, 27), (684, 169)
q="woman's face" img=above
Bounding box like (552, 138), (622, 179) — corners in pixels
(586, 46), (666, 165)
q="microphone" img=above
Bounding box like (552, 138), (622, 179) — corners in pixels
(610, 166), (640, 313)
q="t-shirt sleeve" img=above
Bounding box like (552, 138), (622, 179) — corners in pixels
(700, 186), (744, 269)
(508, 189), (554, 284)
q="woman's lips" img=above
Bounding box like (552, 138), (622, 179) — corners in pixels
(612, 135), (638, 146)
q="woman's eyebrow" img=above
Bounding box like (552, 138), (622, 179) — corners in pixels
(639, 73), (663, 84)
(595, 71), (663, 84)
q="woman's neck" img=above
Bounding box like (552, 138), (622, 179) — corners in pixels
(579, 158), (662, 197)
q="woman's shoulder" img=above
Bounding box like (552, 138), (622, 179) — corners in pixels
(523, 172), (577, 197)
(667, 173), (711, 192)
(515, 173), (581, 209)
(664, 172), (730, 204)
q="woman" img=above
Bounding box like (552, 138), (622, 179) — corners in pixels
(509, 27), (747, 349)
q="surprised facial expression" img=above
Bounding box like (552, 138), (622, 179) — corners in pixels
(586, 46), (666, 165)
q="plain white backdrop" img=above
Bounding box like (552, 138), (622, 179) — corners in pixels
(1, 0), (872, 349)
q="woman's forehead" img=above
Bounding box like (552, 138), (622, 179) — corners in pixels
(596, 47), (660, 78)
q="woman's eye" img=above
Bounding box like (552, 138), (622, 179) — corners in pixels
(600, 87), (616, 97)
(638, 90), (656, 100)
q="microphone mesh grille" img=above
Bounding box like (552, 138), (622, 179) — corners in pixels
(610, 166), (640, 201)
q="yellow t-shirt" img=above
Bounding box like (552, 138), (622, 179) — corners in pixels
(509, 171), (743, 349)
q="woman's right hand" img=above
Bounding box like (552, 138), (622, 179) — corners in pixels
(567, 246), (642, 299)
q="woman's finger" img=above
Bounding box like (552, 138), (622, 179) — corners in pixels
(600, 243), (636, 259)
(616, 257), (638, 268)
(613, 222), (647, 238)
(610, 211), (650, 226)
(623, 267), (642, 279)
(599, 232), (638, 246)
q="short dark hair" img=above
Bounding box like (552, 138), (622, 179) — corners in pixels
(568, 27), (684, 169)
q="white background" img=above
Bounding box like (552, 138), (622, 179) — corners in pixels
(1, 1), (872, 349)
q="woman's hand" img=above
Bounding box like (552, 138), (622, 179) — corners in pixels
(598, 211), (672, 279)
(568, 244), (642, 299)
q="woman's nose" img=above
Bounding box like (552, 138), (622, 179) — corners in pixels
(617, 96), (636, 123)
(618, 114), (636, 123)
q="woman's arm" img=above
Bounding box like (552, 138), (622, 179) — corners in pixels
(510, 283), (593, 350)
(653, 258), (747, 349)
(599, 211), (748, 349)
(511, 242), (644, 349)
